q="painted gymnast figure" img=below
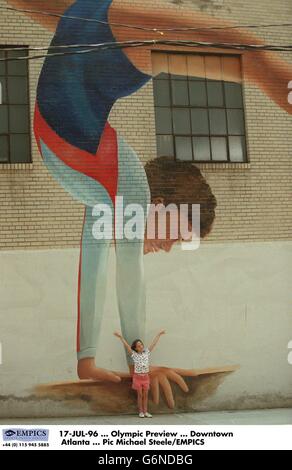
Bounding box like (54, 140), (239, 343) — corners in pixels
(34, 0), (217, 386)
(33, 0), (216, 394)
(9, 0), (292, 408)
(34, 0), (149, 382)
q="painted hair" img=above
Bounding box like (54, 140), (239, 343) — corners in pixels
(131, 339), (144, 352)
(145, 157), (217, 239)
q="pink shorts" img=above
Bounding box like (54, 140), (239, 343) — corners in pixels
(132, 373), (150, 391)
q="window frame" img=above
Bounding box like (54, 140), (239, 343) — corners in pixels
(152, 50), (249, 164)
(0, 45), (32, 165)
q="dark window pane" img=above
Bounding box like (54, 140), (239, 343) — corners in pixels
(7, 49), (28, 76)
(209, 108), (227, 135)
(155, 107), (172, 134)
(171, 74), (188, 81)
(0, 77), (7, 104)
(173, 108), (191, 135)
(175, 137), (193, 161)
(8, 76), (28, 104)
(0, 105), (8, 133)
(153, 80), (171, 106)
(211, 137), (228, 161)
(189, 81), (207, 106)
(0, 50), (5, 75)
(229, 136), (246, 162)
(227, 109), (245, 135)
(156, 72), (169, 80)
(9, 134), (31, 163)
(0, 135), (9, 162)
(224, 82), (243, 108)
(156, 135), (174, 157)
(207, 81), (224, 107)
(171, 80), (189, 106)
(191, 108), (209, 135)
(10, 105), (29, 133)
(193, 137), (211, 161)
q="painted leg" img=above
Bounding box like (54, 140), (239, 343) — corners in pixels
(39, 141), (121, 381)
(115, 240), (147, 369)
(115, 135), (150, 370)
(77, 207), (120, 383)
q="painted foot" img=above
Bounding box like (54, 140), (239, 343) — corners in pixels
(77, 358), (121, 383)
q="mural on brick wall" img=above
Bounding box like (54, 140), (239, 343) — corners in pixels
(6, 0), (292, 415)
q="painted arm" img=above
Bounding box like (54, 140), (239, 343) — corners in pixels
(114, 331), (133, 355)
(148, 330), (166, 352)
(109, 3), (292, 116)
(5, 0), (71, 30)
(6, 0), (292, 115)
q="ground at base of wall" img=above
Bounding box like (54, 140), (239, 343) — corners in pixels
(0, 409), (291, 425)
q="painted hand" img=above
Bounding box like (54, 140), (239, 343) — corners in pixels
(149, 366), (189, 409)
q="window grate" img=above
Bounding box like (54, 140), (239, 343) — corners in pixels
(152, 52), (248, 163)
(0, 46), (31, 164)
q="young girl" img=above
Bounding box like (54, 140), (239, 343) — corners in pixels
(114, 330), (165, 418)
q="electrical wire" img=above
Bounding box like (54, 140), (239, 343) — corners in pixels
(0, 4), (291, 63)
(0, 38), (292, 65)
(0, 36), (292, 55)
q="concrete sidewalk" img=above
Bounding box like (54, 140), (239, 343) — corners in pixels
(0, 409), (291, 425)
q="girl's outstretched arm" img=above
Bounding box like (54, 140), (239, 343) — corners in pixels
(114, 331), (133, 355)
(148, 330), (166, 352)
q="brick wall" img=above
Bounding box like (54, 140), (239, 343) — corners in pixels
(0, 0), (291, 249)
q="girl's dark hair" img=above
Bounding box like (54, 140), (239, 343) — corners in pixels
(131, 339), (144, 352)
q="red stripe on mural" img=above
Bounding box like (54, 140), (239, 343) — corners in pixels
(33, 103), (118, 204)
(77, 208), (86, 354)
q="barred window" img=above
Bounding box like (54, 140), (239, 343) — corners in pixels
(152, 52), (247, 163)
(0, 47), (31, 164)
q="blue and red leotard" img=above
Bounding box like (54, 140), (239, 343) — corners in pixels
(34, 0), (150, 204)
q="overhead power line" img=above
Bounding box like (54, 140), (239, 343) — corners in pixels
(0, 5), (291, 63)
(0, 39), (292, 65)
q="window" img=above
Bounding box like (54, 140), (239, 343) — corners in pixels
(0, 47), (31, 164)
(152, 52), (247, 163)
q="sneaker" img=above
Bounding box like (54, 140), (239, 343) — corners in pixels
(139, 412), (145, 418)
(144, 412), (152, 418)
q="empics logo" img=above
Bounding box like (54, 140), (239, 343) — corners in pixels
(4, 430), (16, 438)
(2, 429), (49, 442)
